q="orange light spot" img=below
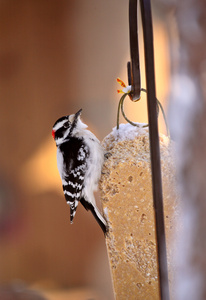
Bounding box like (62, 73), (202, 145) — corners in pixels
(117, 89), (123, 94)
(117, 77), (126, 88)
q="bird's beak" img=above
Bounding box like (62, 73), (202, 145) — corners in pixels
(75, 109), (82, 119)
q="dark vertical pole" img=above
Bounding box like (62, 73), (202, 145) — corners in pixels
(140, 0), (170, 299)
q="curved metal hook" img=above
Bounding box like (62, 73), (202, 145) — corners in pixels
(128, 0), (141, 100)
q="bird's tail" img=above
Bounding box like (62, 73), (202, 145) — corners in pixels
(69, 201), (78, 224)
(80, 198), (108, 235)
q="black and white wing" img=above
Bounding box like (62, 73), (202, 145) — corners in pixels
(59, 137), (89, 223)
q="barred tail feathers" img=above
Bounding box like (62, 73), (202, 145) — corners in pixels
(65, 198), (78, 224)
(70, 204), (77, 224)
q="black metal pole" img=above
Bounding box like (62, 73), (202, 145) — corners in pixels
(140, 0), (170, 299)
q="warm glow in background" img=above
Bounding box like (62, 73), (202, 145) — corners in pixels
(0, 1), (170, 299)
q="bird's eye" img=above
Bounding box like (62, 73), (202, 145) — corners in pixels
(63, 121), (70, 128)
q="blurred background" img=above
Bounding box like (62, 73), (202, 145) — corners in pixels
(0, 0), (170, 299)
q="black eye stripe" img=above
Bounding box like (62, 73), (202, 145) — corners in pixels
(63, 121), (71, 128)
(55, 128), (64, 139)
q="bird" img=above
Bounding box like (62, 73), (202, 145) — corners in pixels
(52, 109), (108, 234)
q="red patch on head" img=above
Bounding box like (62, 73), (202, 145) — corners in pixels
(52, 129), (55, 139)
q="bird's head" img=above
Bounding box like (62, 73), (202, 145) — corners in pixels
(52, 109), (84, 145)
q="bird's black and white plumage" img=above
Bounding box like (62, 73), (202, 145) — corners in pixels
(52, 109), (108, 234)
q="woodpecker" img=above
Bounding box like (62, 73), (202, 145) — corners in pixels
(52, 109), (108, 234)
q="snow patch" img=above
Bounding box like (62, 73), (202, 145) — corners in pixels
(110, 123), (148, 141)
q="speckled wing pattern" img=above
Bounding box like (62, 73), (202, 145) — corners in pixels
(59, 137), (89, 223)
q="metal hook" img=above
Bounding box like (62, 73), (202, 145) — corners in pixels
(127, 0), (141, 100)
